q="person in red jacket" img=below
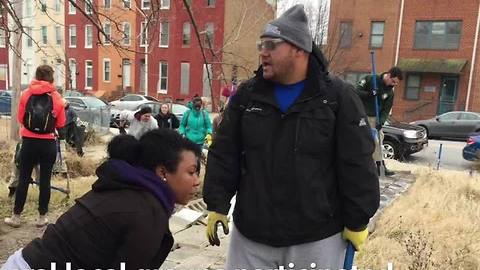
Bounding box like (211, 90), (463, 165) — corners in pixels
(5, 65), (66, 228)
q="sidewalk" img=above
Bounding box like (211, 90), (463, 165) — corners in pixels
(165, 171), (415, 269)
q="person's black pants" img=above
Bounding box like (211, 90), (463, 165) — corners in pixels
(14, 137), (57, 215)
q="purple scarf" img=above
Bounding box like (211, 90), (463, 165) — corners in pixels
(110, 159), (176, 216)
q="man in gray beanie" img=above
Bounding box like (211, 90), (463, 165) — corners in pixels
(203, 4), (379, 270)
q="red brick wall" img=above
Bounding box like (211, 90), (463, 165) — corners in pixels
(329, 0), (480, 122)
(327, 0), (400, 75)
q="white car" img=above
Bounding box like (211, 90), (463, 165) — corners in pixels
(109, 94), (159, 111)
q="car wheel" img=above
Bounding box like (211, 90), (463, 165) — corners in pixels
(419, 125), (429, 138)
(383, 140), (397, 160)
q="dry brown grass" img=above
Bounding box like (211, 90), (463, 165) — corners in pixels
(64, 150), (100, 178)
(357, 161), (480, 270)
(0, 140), (14, 182)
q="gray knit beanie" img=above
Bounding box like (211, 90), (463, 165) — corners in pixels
(260, 4), (312, 53)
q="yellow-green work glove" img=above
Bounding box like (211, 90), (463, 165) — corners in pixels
(205, 134), (213, 147)
(342, 227), (369, 251)
(206, 211), (229, 246)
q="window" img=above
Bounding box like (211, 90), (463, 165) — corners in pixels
(0, 30), (5, 48)
(414, 21), (462, 49)
(69, 25), (77, 47)
(103, 59), (111, 82)
(460, 113), (480, 120)
(405, 75), (421, 100)
(26, 1), (33, 16)
(85, 61), (93, 89)
(103, 22), (111, 45)
(69, 0), (76, 14)
(26, 27), (33, 47)
(85, 25), (93, 48)
(85, 0), (93, 14)
(182, 22), (191, 46)
(339, 22), (352, 48)
(158, 61), (168, 92)
(123, 0), (131, 8)
(203, 64), (212, 97)
(104, 0), (111, 9)
(439, 112), (460, 121)
(344, 72), (369, 85)
(69, 59), (77, 89)
(142, 0), (151, 9)
(204, 23), (214, 48)
(40, 0), (47, 12)
(55, 0), (61, 12)
(207, 0), (215, 7)
(55, 26), (62, 45)
(141, 21), (148, 46)
(370, 21), (384, 48)
(159, 22), (169, 47)
(122, 22), (131, 46)
(160, 0), (170, 9)
(41, 26), (47, 44)
(180, 63), (190, 95)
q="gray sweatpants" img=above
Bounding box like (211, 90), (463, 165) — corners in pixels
(226, 226), (347, 270)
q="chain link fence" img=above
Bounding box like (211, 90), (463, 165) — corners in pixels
(75, 107), (111, 135)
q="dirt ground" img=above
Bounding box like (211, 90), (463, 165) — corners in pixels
(0, 117), (108, 262)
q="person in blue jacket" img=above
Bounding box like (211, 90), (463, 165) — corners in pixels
(179, 96), (213, 147)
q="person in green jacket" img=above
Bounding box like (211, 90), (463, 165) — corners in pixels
(179, 96), (213, 147)
(355, 66), (403, 176)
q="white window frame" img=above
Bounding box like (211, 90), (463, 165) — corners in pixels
(85, 0), (93, 15)
(41, 26), (48, 45)
(158, 61), (168, 93)
(122, 22), (131, 46)
(104, 0), (111, 9)
(55, 25), (62, 46)
(207, 0), (215, 7)
(103, 22), (111, 45)
(182, 22), (191, 46)
(160, 0), (170, 9)
(159, 22), (169, 48)
(180, 62), (190, 95)
(25, 1), (33, 16)
(141, 0), (151, 10)
(69, 25), (77, 48)
(69, 58), (77, 89)
(140, 21), (148, 47)
(103, 59), (111, 82)
(0, 30), (6, 48)
(85, 25), (93, 48)
(26, 27), (33, 47)
(55, 0), (61, 12)
(68, 0), (76, 14)
(85, 60), (93, 90)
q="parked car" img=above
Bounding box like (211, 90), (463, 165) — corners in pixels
(110, 101), (189, 128)
(0, 90), (12, 115)
(109, 94), (159, 111)
(383, 117), (428, 160)
(462, 134), (480, 161)
(65, 96), (110, 127)
(410, 111), (480, 140)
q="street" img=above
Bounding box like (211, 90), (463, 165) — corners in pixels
(404, 139), (476, 172)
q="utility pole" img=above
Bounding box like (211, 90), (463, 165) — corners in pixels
(10, 0), (23, 141)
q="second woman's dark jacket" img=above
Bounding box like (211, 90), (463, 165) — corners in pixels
(155, 112), (180, 129)
(21, 159), (175, 270)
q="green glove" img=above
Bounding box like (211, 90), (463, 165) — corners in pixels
(206, 211), (229, 246)
(342, 227), (369, 251)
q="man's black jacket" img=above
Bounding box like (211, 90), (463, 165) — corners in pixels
(203, 52), (380, 247)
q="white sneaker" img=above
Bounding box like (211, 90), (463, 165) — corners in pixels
(36, 215), (48, 228)
(4, 214), (21, 228)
